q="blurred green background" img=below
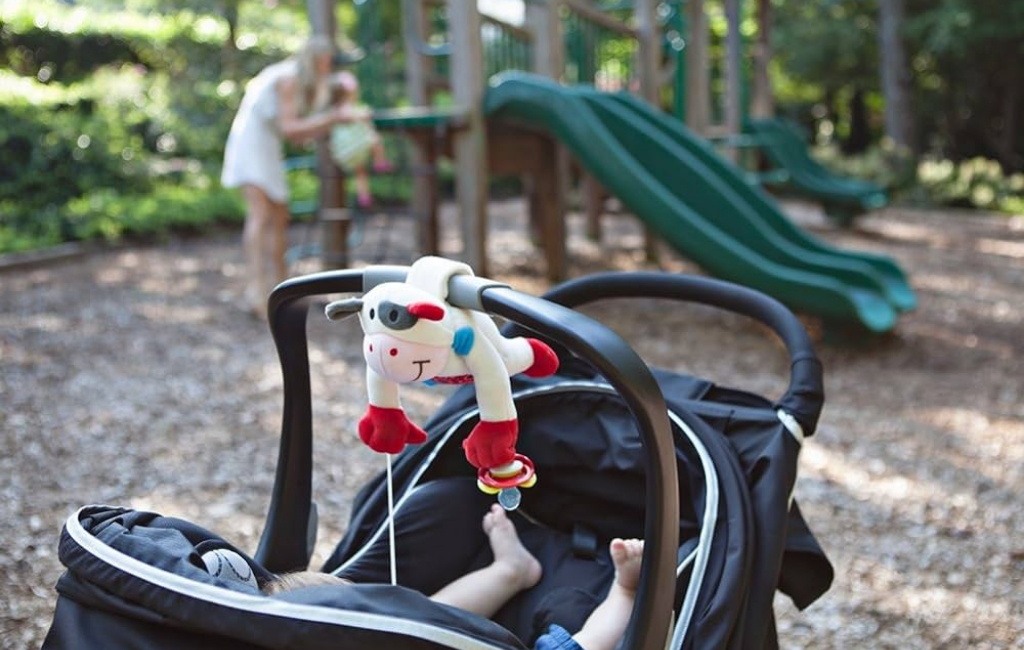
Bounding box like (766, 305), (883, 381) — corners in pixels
(0, 0), (1021, 254)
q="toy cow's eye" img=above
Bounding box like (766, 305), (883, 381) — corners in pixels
(368, 308), (375, 319)
(388, 309), (399, 323)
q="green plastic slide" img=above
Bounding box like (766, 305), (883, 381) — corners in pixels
(483, 74), (915, 332)
(746, 118), (888, 224)
(602, 92), (915, 313)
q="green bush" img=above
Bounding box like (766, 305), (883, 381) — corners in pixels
(0, 3), (287, 84)
(64, 176), (244, 241)
(915, 158), (1024, 215)
(814, 145), (1024, 215)
(0, 176), (244, 253)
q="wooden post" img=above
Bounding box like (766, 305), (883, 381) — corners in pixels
(685, 0), (711, 135)
(582, 175), (605, 241)
(525, 0), (569, 280)
(447, 0), (489, 275)
(306, 0), (349, 268)
(723, 0), (743, 160)
(403, 1), (440, 255)
(635, 0), (661, 262)
(526, 0), (562, 78)
(635, 0), (660, 106)
(750, 0), (773, 119)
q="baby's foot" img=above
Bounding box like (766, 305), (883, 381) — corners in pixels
(610, 538), (644, 593)
(482, 504), (542, 590)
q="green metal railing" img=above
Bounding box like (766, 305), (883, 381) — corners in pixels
(482, 14), (533, 79)
(561, 0), (639, 91)
(351, 0), (406, 107)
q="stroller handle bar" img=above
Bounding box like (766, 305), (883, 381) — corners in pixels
(258, 267), (679, 650)
(538, 273), (825, 436)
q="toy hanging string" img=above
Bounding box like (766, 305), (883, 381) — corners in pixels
(385, 453), (397, 586)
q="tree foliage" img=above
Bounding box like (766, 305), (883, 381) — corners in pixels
(769, 0), (1024, 171)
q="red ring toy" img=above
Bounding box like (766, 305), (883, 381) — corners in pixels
(477, 454), (537, 494)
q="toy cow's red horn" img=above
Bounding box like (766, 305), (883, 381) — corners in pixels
(407, 302), (445, 321)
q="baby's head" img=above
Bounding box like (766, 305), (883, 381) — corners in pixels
(200, 548), (351, 595)
(331, 70), (360, 104)
(263, 570), (353, 595)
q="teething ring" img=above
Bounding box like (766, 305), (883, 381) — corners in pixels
(476, 454), (537, 493)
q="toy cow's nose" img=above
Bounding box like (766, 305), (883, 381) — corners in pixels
(376, 300), (445, 330)
(378, 300), (417, 330)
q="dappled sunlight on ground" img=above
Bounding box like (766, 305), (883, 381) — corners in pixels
(975, 236), (1024, 259)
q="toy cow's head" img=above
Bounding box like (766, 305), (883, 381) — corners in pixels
(326, 283), (453, 384)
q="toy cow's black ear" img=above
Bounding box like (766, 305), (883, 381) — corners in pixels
(325, 298), (364, 321)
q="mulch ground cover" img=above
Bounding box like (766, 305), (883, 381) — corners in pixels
(1, 201), (1021, 648)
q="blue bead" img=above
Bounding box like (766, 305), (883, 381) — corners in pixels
(451, 326), (475, 356)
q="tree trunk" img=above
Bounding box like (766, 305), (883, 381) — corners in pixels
(842, 88), (870, 154)
(750, 0), (773, 119)
(878, 0), (915, 152)
(998, 67), (1021, 171)
(222, 0), (239, 77)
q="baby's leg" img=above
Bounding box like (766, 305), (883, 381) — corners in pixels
(371, 134), (393, 172)
(355, 167), (372, 208)
(570, 539), (643, 650)
(430, 505), (541, 617)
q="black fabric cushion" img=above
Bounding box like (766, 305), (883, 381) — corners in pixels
(48, 504), (528, 650)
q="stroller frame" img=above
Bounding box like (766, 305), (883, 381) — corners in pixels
(257, 267), (823, 650)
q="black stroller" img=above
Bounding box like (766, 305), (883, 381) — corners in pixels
(43, 268), (833, 650)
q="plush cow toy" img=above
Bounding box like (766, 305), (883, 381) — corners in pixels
(325, 257), (559, 487)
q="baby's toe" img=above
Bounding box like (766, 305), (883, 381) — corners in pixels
(610, 538), (628, 564)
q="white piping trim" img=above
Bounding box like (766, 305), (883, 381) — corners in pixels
(776, 410), (804, 446)
(332, 406), (483, 574)
(776, 409), (803, 509)
(676, 547), (697, 577)
(63, 508), (511, 650)
(666, 410), (719, 650)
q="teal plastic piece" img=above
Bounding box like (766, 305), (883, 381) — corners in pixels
(746, 117), (889, 222)
(483, 73), (916, 331)
(371, 106), (463, 131)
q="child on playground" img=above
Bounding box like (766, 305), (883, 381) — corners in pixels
(264, 505), (644, 650)
(328, 70), (393, 209)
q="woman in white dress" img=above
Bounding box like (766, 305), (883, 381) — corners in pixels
(222, 35), (368, 317)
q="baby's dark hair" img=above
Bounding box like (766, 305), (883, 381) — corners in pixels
(263, 571), (352, 595)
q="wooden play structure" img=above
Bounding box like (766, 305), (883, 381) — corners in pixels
(302, 0), (913, 332)
(305, 0), (664, 278)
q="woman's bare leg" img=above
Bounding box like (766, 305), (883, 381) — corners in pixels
(241, 185), (289, 319)
(430, 505), (541, 618)
(269, 200), (289, 285)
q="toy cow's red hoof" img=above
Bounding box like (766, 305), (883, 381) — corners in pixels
(523, 339), (559, 378)
(462, 419), (518, 469)
(358, 405), (428, 454)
